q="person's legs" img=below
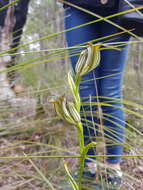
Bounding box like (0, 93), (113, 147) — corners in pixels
(64, 3), (130, 169)
(64, 6), (100, 164)
(98, 19), (131, 167)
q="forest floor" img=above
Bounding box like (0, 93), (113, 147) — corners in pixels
(0, 93), (143, 190)
(0, 49), (143, 190)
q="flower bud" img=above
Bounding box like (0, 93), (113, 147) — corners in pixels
(68, 71), (80, 110)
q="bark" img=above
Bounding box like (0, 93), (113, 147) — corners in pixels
(0, 5), (15, 99)
(0, 4), (37, 120)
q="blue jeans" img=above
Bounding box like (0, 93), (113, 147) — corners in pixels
(64, 5), (130, 164)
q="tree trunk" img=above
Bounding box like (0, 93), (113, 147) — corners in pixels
(0, 5), (15, 99)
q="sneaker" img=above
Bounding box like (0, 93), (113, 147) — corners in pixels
(73, 165), (96, 182)
(73, 163), (97, 189)
(60, 163), (97, 190)
(100, 168), (123, 190)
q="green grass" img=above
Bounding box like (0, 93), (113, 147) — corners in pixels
(0, 0), (143, 189)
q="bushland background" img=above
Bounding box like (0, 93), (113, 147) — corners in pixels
(0, 0), (143, 189)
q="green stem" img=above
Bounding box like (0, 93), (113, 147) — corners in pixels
(79, 142), (97, 189)
(76, 122), (84, 190)
(78, 153), (85, 190)
(76, 122), (84, 154)
(75, 75), (84, 190)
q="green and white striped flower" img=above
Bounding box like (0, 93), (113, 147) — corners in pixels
(50, 96), (65, 120)
(75, 43), (102, 76)
(51, 96), (81, 125)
